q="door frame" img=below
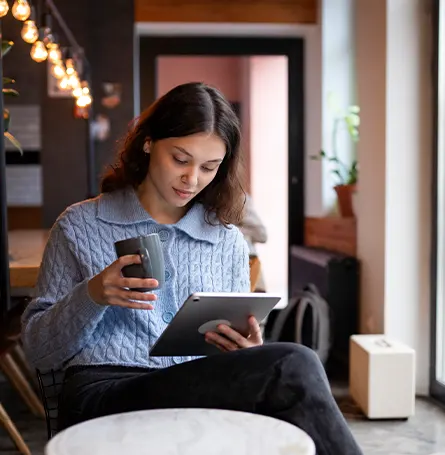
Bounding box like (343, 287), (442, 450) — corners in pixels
(430, 0), (445, 404)
(136, 35), (305, 299)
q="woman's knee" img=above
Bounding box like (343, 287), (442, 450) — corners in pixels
(262, 342), (322, 366)
(261, 342), (328, 385)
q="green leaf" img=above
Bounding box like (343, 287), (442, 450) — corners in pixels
(4, 131), (23, 154)
(332, 169), (345, 184)
(1, 41), (14, 57)
(3, 77), (15, 85)
(310, 150), (326, 161)
(2, 88), (19, 97)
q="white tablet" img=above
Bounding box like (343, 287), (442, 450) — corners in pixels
(149, 292), (282, 357)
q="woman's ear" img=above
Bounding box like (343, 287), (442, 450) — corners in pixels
(143, 139), (151, 154)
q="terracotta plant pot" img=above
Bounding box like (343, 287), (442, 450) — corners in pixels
(334, 184), (357, 218)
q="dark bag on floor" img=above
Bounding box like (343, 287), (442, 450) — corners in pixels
(269, 284), (332, 365)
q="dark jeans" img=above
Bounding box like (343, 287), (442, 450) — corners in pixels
(58, 343), (362, 455)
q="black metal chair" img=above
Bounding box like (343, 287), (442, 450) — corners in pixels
(35, 368), (64, 440)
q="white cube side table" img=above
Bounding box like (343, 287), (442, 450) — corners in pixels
(349, 334), (416, 419)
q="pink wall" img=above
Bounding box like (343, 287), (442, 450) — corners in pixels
(156, 56), (251, 187)
(249, 56), (288, 304)
(156, 56), (243, 101)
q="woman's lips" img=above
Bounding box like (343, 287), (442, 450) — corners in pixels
(173, 188), (194, 199)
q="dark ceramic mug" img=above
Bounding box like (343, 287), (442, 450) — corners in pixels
(114, 233), (165, 292)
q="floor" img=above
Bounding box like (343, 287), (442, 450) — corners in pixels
(1, 375), (445, 455)
(336, 392), (445, 455)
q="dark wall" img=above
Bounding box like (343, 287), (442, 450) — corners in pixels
(3, 0), (134, 227)
(2, 13), (44, 104)
(89, 0), (135, 183)
(41, 0), (90, 226)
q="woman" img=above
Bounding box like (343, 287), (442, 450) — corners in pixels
(21, 82), (362, 455)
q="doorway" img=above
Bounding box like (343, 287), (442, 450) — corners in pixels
(138, 37), (305, 305)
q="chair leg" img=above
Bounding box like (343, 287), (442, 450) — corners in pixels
(0, 402), (32, 455)
(0, 353), (45, 419)
(10, 344), (39, 389)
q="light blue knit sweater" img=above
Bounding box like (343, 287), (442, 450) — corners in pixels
(21, 188), (250, 371)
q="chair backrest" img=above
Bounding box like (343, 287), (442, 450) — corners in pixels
(249, 256), (261, 292)
(35, 368), (64, 440)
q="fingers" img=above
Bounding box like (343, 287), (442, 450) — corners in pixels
(118, 289), (157, 302)
(248, 316), (263, 343)
(204, 335), (229, 352)
(118, 277), (159, 290)
(103, 286), (157, 310)
(205, 332), (238, 352)
(114, 254), (142, 269)
(205, 318), (264, 351)
(109, 297), (155, 310)
(215, 325), (250, 349)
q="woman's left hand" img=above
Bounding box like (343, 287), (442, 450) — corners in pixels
(205, 316), (263, 352)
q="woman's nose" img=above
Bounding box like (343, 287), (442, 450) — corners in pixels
(182, 167), (199, 186)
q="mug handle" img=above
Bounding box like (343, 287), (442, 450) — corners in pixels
(139, 247), (153, 278)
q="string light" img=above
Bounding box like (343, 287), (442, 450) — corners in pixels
(21, 20), (39, 44)
(76, 93), (92, 108)
(0, 0), (95, 113)
(72, 86), (82, 98)
(73, 81), (90, 99)
(51, 61), (65, 79)
(65, 58), (75, 76)
(58, 75), (70, 91)
(12, 0), (31, 21)
(47, 43), (61, 63)
(67, 72), (80, 90)
(0, 0), (9, 17)
(30, 40), (48, 63)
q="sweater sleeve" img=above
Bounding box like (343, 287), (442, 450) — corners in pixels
(231, 229), (251, 293)
(21, 217), (107, 371)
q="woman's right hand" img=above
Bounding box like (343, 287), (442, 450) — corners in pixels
(87, 255), (158, 310)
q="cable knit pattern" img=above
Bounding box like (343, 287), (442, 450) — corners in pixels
(21, 188), (250, 372)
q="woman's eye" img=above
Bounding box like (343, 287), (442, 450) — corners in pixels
(201, 166), (217, 173)
(174, 157), (187, 165)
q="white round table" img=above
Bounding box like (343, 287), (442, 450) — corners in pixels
(45, 408), (315, 455)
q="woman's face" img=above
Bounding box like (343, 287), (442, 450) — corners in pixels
(145, 132), (226, 209)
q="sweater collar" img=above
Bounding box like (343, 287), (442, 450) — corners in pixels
(97, 187), (221, 244)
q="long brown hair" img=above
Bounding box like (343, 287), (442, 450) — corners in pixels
(101, 82), (246, 226)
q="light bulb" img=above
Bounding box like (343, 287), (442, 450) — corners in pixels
(30, 40), (48, 62)
(51, 62), (65, 79)
(76, 94), (92, 108)
(0, 0), (9, 17)
(12, 0), (31, 21)
(76, 96), (88, 108)
(21, 20), (39, 44)
(58, 76), (70, 91)
(73, 81), (90, 98)
(72, 86), (82, 98)
(47, 43), (61, 63)
(65, 58), (75, 76)
(68, 73), (80, 89)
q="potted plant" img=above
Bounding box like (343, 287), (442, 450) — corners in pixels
(2, 40), (22, 153)
(312, 98), (360, 217)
